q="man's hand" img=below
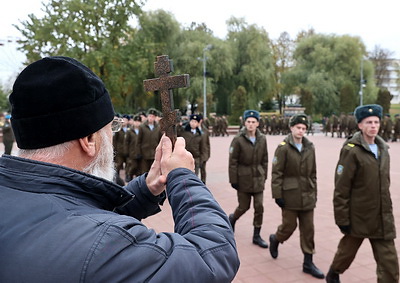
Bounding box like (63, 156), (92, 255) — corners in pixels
(231, 183), (239, 190)
(146, 136), (167, 196)
(160, 136), (194, 176)
(146, 135), (194, 196)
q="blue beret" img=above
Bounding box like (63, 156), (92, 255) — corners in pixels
(354, 104), (383, 123)
(243, 110), (260, 121)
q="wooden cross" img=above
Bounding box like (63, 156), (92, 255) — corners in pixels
(143, 55), (190, 147)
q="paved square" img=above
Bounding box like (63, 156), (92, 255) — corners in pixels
(143, 133), (400, 282)
(3, 132), (399, 282)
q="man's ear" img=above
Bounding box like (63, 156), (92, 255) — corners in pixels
(78, 134), (96, 157)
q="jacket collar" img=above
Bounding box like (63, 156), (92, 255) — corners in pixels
(0, 155), (134, 211)
(285, 133), (313, 149)
(347, 131), (389, 153)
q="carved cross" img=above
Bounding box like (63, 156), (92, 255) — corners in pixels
(143, 55), (190, 147)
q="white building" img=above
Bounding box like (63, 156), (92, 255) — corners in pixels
(383, 59), (400, 104)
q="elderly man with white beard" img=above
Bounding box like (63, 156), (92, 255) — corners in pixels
(0, 56), (239, 282)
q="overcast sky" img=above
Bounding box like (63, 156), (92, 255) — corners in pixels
(1, 0), (399, 84)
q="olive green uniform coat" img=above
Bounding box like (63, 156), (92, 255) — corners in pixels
(137, 121), (162, 173)
(330, 131), (398, 282)
(229, 127), (268, 227)
(179, 124), (205, 176)
(334, 131), (395, 240)
(271, 134), (317, 211)
(229, 128), (268, 193)
(271, 134), (317, 254)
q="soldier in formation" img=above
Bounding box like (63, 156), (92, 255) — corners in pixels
(137, 108), (162, 175)
(269, 114), (324, 279)
(326, 104), (399, 283)
(228, 110), (269, 249)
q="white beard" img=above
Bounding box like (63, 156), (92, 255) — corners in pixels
(83, 129), (115, 182)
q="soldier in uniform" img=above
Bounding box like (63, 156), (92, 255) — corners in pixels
(228, 110), (269, 249)
(2, 114), (15, 155)
(113, 114), (130, 181)
(331, 113), (339, 138)
(179, 114), (205, 177)
(392, 114), (400, 142)
(346, 112), (357, 138)
(269, 114), (324, 279)
(326, 104), (399, 283)
(199, 115), (211, 184)
(221, 115), (229, 137)
(270, 114), (278, 135)
(381, 114), (393, 142)
(125, 115), (142, 181)
(137, 108), (162, 174)
(338, 113), (347, 138)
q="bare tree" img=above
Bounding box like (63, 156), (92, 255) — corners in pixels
(369, 45), (394, 88)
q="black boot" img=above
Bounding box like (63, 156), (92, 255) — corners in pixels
(252, 227), (268, 248)
(303, 253), (325, 279)
(326, 267), (340, 283)
(228, 214), (236, 232)
(269, 234), (279, 259)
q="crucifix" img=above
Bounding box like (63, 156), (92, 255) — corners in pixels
(143, 55), (190, 147)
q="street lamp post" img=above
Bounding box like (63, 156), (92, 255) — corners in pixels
(202, 44), (212, 118)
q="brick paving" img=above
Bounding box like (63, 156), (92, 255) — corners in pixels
(142, 133), (400, 283)
(3, 133), (400, 282)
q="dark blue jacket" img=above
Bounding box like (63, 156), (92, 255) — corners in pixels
(0, 155), (239, 282)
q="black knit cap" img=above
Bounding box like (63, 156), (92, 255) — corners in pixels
(354, 104), (382, 123)
(10, 56), (115, 149)
(289, 114), (308, 128)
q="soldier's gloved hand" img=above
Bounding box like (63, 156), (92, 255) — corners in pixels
(231, 183), (239, 190)
(338, 225), (351, 235)
(275, 198), (285, 208)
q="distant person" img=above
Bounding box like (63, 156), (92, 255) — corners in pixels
(178, 114), (205, 177)
(2, 114), (15, 155)
(228, 110), (269, 248)
(326, 104), (398, 283)
(137, 108), (162, 174)
(0, 56), (240, 282)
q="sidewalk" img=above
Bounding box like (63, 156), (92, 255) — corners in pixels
(143, 133), (400, 282)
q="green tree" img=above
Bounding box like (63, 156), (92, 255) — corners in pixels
(226, 17), (275, 112)
(15, 0), (145, 112)
(339, 82), (357, 113)
(231, 86), (248, 123)
(376, 88), (393, 114)
(288, 33), (375, 115)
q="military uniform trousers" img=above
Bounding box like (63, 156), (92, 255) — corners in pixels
(200, 161), (207, 184)
(331, 235), (399, 283)
(233, 191), (264, 227)
(3, 141), (14, 155)
(275, 209), (315, 254)
(140, 159), (154, 175)
(115, 153), (128, 173)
